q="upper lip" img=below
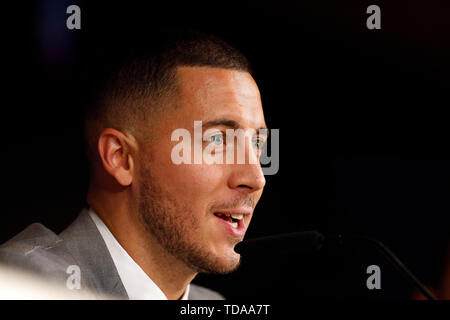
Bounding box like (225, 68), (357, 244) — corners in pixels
(214, 207), (252, 215)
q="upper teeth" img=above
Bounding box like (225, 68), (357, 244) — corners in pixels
(216, 213), (244, 220)
(231, 214), (243, 220)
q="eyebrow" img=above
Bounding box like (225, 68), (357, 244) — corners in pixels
(202, 118), (268, 133)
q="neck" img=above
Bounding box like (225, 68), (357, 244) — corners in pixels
(88, 190), (197, 300)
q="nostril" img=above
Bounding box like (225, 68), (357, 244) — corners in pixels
(237, 184), (252, 190)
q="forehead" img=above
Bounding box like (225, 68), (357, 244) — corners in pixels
(174, 66), (265, 128)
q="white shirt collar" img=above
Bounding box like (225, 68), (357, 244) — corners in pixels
(87, 208), (190, 300)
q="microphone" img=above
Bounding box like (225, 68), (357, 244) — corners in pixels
(235, 231), (436, 300)
(234, 231), (324, 256)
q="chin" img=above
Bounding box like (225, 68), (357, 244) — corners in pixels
(206, 247), (241, 274)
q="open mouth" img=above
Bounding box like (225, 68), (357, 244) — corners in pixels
(213, 212), (244, 229)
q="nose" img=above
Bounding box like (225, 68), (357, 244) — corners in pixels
(227, 145), (266, 192)
(228, 163), (266, 192)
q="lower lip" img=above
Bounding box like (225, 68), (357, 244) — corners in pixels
(214, 215), (246, 238)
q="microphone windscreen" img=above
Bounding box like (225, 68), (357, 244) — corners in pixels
(234, 231), (324, 257)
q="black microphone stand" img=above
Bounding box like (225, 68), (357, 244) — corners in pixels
(332, 234), (437, 300)
(236, 231), (437, 300)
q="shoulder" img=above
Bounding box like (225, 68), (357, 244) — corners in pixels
(189, 283), (225, 300)
(0, 223), (75, 279)
(0, 222), (61, 251)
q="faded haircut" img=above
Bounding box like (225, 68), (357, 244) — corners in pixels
(83, 29), (252, 165)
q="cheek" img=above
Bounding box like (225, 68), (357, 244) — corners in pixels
(150, 146), (227, 201)
(146, 141), (230, 211)
(167, 164), (226, 198)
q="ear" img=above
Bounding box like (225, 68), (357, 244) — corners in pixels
(97, 128), (136, 187)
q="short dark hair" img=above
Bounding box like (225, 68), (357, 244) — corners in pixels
(84, 30), (252, 163)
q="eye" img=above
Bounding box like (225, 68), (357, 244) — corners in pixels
(206, 133), (224, 146)
(253, 137), (266, 150)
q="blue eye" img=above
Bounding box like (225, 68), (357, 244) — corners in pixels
(253, 138), (264, 150)
(209, 134), (224, 145)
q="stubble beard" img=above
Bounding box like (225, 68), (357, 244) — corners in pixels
(137, 164), (241, 274)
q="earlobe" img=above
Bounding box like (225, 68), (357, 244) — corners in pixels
(97, 128), (134, 187)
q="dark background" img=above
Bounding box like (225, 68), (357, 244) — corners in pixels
(1, 0), (450, 299)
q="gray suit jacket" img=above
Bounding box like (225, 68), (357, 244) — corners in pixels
(0, 210), (224, 300)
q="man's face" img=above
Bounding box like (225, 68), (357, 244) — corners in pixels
(136, 66), (266, 274)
